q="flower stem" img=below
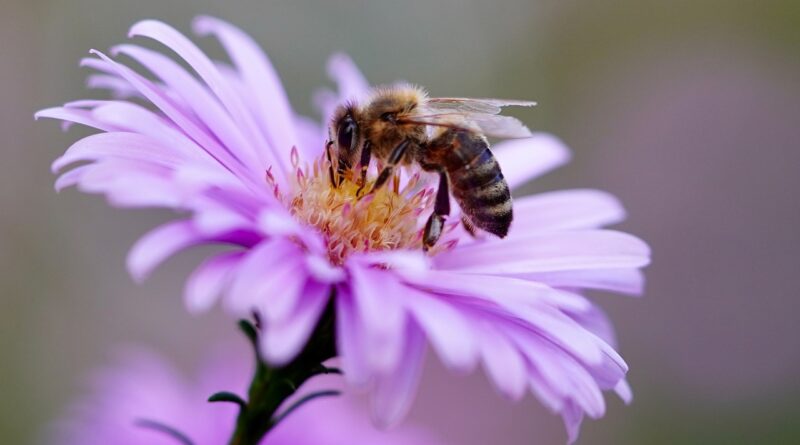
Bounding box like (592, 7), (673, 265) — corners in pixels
(228, 303), (337, 445)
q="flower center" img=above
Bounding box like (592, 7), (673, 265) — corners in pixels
(274, 148), (435, 265)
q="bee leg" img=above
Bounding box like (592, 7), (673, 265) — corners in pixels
(325, 140), (338, 187)
(355, 142), (373, 196)
(423, 172), (451, 251)
(461, 215), (478, 238)
(369, 139), (411, 193)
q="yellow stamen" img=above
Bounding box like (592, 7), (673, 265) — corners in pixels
(286, 153), (431, 265)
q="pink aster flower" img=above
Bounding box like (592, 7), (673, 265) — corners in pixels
(48, 346), (445, 445)
(38, 17), (650, 443)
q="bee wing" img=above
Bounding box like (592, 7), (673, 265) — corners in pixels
(427, 97), (537, 115)
(400, 112), (533, 139)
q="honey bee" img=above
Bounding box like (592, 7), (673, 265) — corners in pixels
(328, 85), (535, 251)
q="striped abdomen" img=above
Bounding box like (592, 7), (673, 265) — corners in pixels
(429, 130), (512, 238)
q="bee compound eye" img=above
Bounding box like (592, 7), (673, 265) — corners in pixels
(337, 119), (356, 153)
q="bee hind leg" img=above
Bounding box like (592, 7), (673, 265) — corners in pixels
(423, 172), (451, 251)
(461, 215), (478, 238)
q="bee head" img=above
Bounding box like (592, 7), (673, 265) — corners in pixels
(330, 103), (361, 172)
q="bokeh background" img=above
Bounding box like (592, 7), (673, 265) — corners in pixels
(2, 0), (799, 443)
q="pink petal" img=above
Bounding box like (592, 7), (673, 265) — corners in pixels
(35, 107), (116, 132)
(349, 266), (407, 371)
(193, 16), (299, 169)
(435, 230), (651, 274)
(305, 254), (346, 283)
(516, 332), (606, 418)
(399, 269), (561, 310)
(478, 325), (527, 400)
(127, 21), (278, 177)
(371, 321), (426, 429)
(184, 252), (243, 314)
(127, 220), (202, 282)
(335, 286), (372, 386)
(510, 189), (625, 233)
(260, 280), (330, 365)
(54, 165), (90, 192)
(225, 238), (306, 319)
(561, 400), (585, 444)
(614, 379), (633, 404)
(516, 268), (645, 296)
(86, 73), (140, 98)
(52, 132), (186, 173)
(110, 44), (263, 172)
(85, 51), (258, 188)
(327, 53), (371, 102)
(493, 133), (571, 190)
(89, 100), (213, 163)
(401, 285), (478, 372)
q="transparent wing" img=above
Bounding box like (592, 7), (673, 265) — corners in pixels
(399, 112), (533, 139)
(427, 97), (537, 115)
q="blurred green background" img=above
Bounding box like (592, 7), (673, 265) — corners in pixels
(2, 0), (799, 443)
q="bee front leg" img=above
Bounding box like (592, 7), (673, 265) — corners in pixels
(423, 171), (451, 251)
(325, 140), (339, 187)
(368, 139), (411, 194)
(355, 142), (372, 196)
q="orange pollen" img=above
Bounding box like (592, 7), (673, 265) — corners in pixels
(278, 150), (434, 265)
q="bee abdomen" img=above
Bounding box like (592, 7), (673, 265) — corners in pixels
(447, 140), (512, 238)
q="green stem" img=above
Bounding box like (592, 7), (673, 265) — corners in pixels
(228, 303), (337, 445)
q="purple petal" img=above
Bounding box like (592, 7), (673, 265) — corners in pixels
(562, 400), (585, 444)
(77, 161), (184, 208)
(516, 332), (606, 418)
(184, 252), (243, 314)
(54, 165), (90, 192)
(260, 280), (330, 365)
(478, 325), (527, 400)
(516, 268), (645, 296)
(493, 133), (571, 190)
(86, 73), (140, 98)
(127, 220), (202, 282)
(305, 254), (346, 283)
(110, 44), (264, 171)
(371, 321), (426, 429)
(511, 189), (626, 233)
(85, 50), (260, 189)
(401, 285), (478, 371)
(399, 269), (561, 310)
(335, 286), (372, 386)
(127, 21), (280, 178)
(327, 53), (371, 102)
(35, 107), (116, 132)
(226, 238), (306, 319)
(435, 230), (651, 274)
(349, 266), (407, 371)
(614, 379), (633, 404)
(52, 132), (186, 173)
(193, 16), (299, 168)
